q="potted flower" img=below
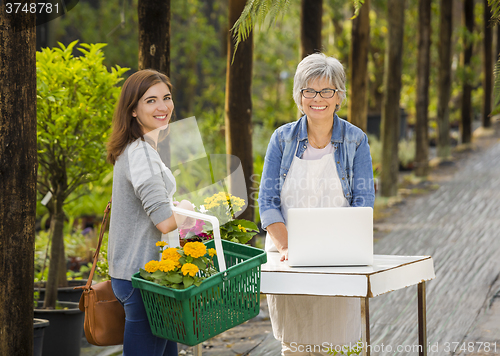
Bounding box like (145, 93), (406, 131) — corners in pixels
(179, 192), (259, 245)
(140, 241), (218, 289)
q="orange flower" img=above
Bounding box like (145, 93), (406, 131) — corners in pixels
(183, 242), (207, 258)
(208, 248), (217, 257)
(181, 263), (199, 277)
(157, 259), (177, 273)
(144, 260), (159, 273)
(162, 248), (181, 263)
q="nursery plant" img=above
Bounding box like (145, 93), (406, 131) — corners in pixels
(36, 41), (128, 308)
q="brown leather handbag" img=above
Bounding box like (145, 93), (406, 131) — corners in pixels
(76, 199), (125, 346)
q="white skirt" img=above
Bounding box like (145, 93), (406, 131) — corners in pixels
(267, 294), (361, 346)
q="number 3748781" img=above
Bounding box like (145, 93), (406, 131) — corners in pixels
(443, 342), (497, 353)
(4, 2), (59, 14)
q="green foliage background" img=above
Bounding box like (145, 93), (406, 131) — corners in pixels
(36, 0), (489, 224)
(36, 41), (128, 220)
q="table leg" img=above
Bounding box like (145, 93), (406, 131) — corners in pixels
(360, 297), (370, 356)
(193, 344), (203, 356)
(418, 282), (427, 356)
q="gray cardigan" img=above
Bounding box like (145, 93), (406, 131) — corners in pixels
(108, 138), (175, 281)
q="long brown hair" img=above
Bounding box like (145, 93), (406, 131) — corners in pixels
(107, 69), (172, 165)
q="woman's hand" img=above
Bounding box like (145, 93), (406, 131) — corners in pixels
(279, 247), (288, 262)
(267, 222), (289, 262)
(155, 200), (195, 234)
(174, 200), (196, 229)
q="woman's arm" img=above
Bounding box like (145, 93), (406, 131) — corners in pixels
(267, 222), (289, 261)
(351, 134), (376, 208)
(155, 200), (195, 234)
(258, 129), (286, 229)
(129, 141), (195, 234)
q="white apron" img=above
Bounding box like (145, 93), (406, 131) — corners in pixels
(266, 143), (361, 346)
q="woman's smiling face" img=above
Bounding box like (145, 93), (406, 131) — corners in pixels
(132, 82), (174, 135)
(301, 77), (342, 123)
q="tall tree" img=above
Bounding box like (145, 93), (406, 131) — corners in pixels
(380, 0), (406, 197)
(483, 0), (493, 128)
(301, 0), (323, 58)
(497, 22), (500, 64)
(138, 0), (171, 76)
(226, 0), (254, 222)
(0, 5), (37, 355)
(461, 0), (474, 144)
(415, 0), (432, 177)
(437, 0), (453, 158)
(348, 0), (371, 132)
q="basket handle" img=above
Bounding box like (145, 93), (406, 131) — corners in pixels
(172, 207), (226, 272)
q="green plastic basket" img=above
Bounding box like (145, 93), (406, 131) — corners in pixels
(131, 239), (267, 346)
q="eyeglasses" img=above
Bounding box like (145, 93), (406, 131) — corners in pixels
(300, 88), (339, 99)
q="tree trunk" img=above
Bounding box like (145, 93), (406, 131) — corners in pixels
(301, 0), (322, 58)
(43, 196), (67, 309)
(461, 0), (474, 144)
(497, 23), (500, 61)
(415, 0), (432, 177)
(226, 0), (254, 223)
(138, 0), (171, 166)
(348, 0), (370, 132)
(380, 0), (405, 197)
(0, 5), (37, 355)
(483, 0), (492, 127)
(437, 0), (453, 158)
(138, 0), (171, 76)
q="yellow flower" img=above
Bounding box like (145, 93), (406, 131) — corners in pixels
(208, 248), (217, 257)
(156, 241), (167, 247)
(237, 224), (247, 233)
(162, 248), (181, 263)
(181, 263), (199, 277)
(203, 192), (246, 211)
(183, 241), (207, 258)
(144, 260), (159, 273)
(157, 259), (177, 272)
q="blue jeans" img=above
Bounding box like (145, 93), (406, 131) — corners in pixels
(111, 278), (178, 356)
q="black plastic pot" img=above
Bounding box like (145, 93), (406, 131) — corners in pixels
(34, 301), (84, 356)
(34, 279), (88, 303)
(33, 318), (50, 356)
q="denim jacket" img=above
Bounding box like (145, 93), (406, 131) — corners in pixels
(258, 114), (375, 230)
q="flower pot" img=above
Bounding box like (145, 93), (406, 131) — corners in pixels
(33, 318), (50, 356)
(34, 301), (84, 356)
(34, 279), (89, 303)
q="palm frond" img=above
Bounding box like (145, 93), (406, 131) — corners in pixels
(351, 0), (365, 19)
(232, 0), (291, 50)
(491, 57), (500, 116)
(489, 0), (500, 24)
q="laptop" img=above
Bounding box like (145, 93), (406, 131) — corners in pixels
(286, 207), (373, 267)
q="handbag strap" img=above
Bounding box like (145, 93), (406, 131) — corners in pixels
(77, 197), (112, 291)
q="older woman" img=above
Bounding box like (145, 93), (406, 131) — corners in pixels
(258, 53), (375, 355)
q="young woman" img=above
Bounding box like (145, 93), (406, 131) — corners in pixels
(106, 69), (193, 355)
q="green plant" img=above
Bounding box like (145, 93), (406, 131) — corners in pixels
(95, 232), (111, 281)
(398, 138), (416, 169)
(202, 192), (259, 244)
(179, 192), (259, 245)
(140, 241), (218, 289)
(35, 224), (96, 283)
(36, 40), (128, 308)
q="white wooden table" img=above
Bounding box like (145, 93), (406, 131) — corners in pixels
(261, 253), (436, 356)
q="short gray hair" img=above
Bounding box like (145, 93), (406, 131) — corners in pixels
(293, 53), (347, 114)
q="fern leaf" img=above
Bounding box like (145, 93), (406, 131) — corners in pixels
(489, 0), (500, 24)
